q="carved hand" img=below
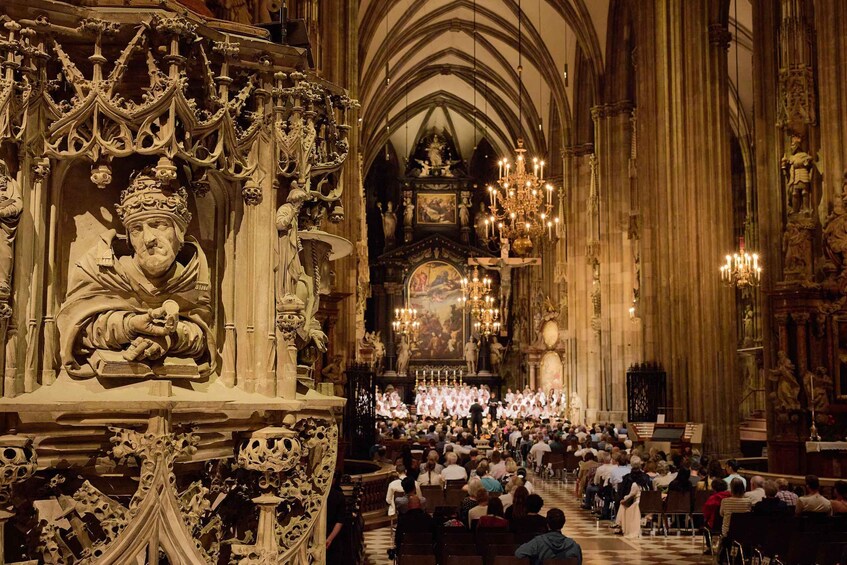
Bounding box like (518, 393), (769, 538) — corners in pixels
(123, 336), (170, 361)
(310, 329), (328, 352)
(127, 302), (180, 337)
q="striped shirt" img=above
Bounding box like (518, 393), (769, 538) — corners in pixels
(720, 496), (752, 536)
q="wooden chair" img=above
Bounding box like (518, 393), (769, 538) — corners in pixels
(401, 532), (435, 545)
(399, 543), (434, 555)
(539, 559), (579, 565)
(421, 484), (445, 513)
(663, 491), (692, 534)
(445, 487), (466, 508)
(638, 490), (663, 533)
(483, 544), (521, 565)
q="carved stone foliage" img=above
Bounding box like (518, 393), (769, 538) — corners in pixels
(9, 414), (338, 565)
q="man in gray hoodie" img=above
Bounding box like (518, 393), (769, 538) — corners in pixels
(515, 508), (582, 565)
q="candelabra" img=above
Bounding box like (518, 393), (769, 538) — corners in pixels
(474, 299), (501, 338)
(720, 237), (762, 287)
(458, 266), (493, 316)
(484, 139), (559, 256)
(392, 305), (419, 338)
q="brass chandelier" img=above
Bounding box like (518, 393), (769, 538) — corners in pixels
(720, 237), (761, 288)
(392, 305), (420, 338)
(458, 266), (493, 316)
(474, 297), (501, 337)
(485, 140), (558, 255)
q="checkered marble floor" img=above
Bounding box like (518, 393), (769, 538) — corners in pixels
(364, 472), (712, 565)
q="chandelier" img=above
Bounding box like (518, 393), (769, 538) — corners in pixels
(474, 299), (501, 337)
(485, 140), (559, 256)
(458, 266), (493, 316)
(392, 305), (420, 338)
(720, 237), (762, 287)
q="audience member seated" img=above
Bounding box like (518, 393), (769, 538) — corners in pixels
(419, 459), (443, 486)
(511, 494), (548, 535)
(775, 477), (799, 508)
(796, 474), (832, 516)
(467, 488), (490, 528)
(478, 497), (510, 529)
(667, 465), (693, 493)
(529, 434), (551, 473)
(395, 495), (434, 548)
(459, 477), (483, 526)
(477, 461), (504, 494)
(576, 452), (599, 498)
(441, 452), (468, 482)
(386, 464), (408, 517)
(720, 477), (752, 537)
(504, 485), (529, 522)
(465, 449), (481, 476)
(832, 480), (847, 515)
(395, 476), (426, 516)
(723, 460), (746, 489)
(744, 475), (765, 506)
(703, 479), (730, 532)
(515, 508), (583, 565)
(426, 450), (443, 473)
(752, 480), (791, 516)
(499, 477), (524, 509)
(490, 451), (507, 480)
(652, 460), (675, 490)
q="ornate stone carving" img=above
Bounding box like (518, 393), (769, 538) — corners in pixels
(0, 161), (22, 307)
(781, 133), (815, 215)
(321, 354), (346, 396)
(769, 351), (801, 416)
(276, 294), (306, 342)
(823, 172), (847, 291)
(377, 201), (397, 249)
(396, 336), (411, 376)
(56, 164), (215, 380)
(464, 338), (478, 374)
(0, 435), (36, 506)
(782, 217), (815, 283)
(803, 366), (832, 416)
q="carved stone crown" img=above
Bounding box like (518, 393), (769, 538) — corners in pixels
(116, 168), (192, 231)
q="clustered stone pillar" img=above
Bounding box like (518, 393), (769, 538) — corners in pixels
(634, 0), (739, 455)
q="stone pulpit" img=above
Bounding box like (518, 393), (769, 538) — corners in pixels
(0, 1), (354, 563)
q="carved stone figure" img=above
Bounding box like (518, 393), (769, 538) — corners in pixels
(781, 134), (814, 215)
(489, 340), (504, 373)
(459, 194), (471, 228)
(783, 219), (813, 280)
(396, 336), (411, 376)
(0, 162), (23, 302)
(403, 193), (415, 228)
(464, 338), (478, 375)
(823, 173), (847, 290)
(321, 354), (346, 397)
(275, 183), (326, 352)
(368, 331), (385, 374)
(768, 351), (801, 413)
(426, 135), (445, 169)
(569, 391), (583, 424)
(57, 167), (215, 379)
(377, 201), (397, 248)
(803, 366), (832, 414)
(742, 305), (755, 347)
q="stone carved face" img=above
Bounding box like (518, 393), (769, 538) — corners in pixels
(127, 216), (183, 278)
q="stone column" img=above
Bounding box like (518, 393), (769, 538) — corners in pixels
(634, 0), (739, 455)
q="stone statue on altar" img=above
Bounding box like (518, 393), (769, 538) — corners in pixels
(0, 161), (23, 303)
(489, 339), (504, 373)
(459, 194), (471, 228)
(768, 351), (801, 413)
(464, 338), (478, 375)
(403, 193), (415, 228)
(569, 391), (583, 424)
(781, 133), (815, 215)
(396, 336), (411, 375)
(377, 201), (397, 248)
(57, 167), (215, 379)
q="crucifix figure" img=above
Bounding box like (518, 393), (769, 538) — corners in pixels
(469, 239), (540, 331)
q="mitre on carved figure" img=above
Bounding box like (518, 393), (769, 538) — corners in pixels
(57, 166), (216, 380)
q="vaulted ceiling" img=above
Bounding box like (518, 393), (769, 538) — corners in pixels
(358, 0), (753, 176)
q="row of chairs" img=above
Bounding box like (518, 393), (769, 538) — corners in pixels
(715, 514), (847, 565)
(397, 528), (564, 565)
(637, 489), (712, 535)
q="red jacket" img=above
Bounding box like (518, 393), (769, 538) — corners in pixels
(704, 491), (731, 530)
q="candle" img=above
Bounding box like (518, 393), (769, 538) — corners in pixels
(540, 161), (545, 179)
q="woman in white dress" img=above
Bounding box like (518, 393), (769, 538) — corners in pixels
(618, 459), (647, 538)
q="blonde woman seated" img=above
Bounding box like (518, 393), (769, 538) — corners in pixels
(419, 459), (443, 486)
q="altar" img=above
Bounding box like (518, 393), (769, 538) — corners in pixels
(805, 441), (847, 478)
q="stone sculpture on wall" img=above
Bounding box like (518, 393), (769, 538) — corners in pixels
(803, 366), (832, 416)
(396, 336), (411, 375)
(768, 351), (801, 416)
(823, 172), (847, 290)
(0, 161), (22, 315)
(464, 338), (478, 374)
(56, 165), (215, 379)
(378, 200), (397, 248)
(781, 133), (815, 215)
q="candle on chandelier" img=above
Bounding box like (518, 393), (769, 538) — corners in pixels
(484, 218), (490, 238)
(540, 160), (545, 180)
(498, 160), (503, 179)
